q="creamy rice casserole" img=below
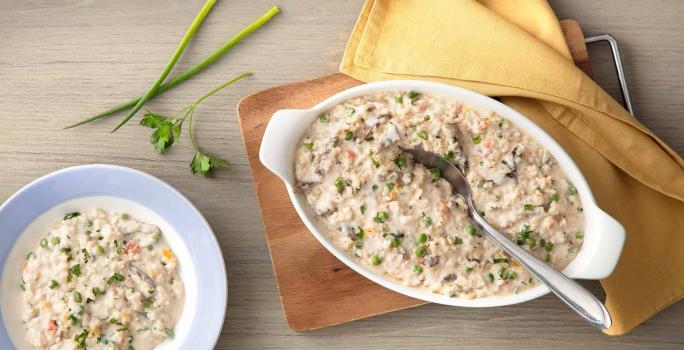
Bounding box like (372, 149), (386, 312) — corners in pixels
(294, 91), (585, 298)
(20, 209), (183, 349)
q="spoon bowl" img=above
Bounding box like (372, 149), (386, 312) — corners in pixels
(404, 148), (612, 330)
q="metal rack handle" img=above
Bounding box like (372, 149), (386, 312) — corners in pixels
(584, 34), (635, 117)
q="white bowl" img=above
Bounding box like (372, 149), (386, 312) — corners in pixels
(0, 165), (226, 349)
(259, 80), (625, 307)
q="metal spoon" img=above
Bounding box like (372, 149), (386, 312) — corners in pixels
(404, 148), (612, 330)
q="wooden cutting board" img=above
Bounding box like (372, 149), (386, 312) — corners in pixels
(237, 19), (593, 332)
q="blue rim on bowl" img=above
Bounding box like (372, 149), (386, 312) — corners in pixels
(0, 164), (226, 349)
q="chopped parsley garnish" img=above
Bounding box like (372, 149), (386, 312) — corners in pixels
(142, 297), (154, 308)
(360, 204), (366, 215)
(492, 258), (509, 264)
(374, 211), (389, 223)
(453, 236), (463, 245)
(74, 329), (89, 348)
(69, 264), (81, 277)
(444, 150), (455, 160)
(303, 142), (314, 151)
(499, 267), (518, 280)
(421, 213), (433, 227)
(416, 130), (428, 140)
(523, 204), (534, 211)
(63, 212), (81, 220)
(106, 272), (125, 285)
(407, 91), (420, 99)
(344, 131), (354, 141)
(413, 264), (423, 273)
(334, 177), (345, 194)
(393, 156), (406, 168)
(568, 186), (577, 195)
(356, 228), (365, 240)
(428, 167), (441, 181)
(472, 135), (482, 144)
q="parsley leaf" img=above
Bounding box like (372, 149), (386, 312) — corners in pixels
(140, 111), (183, 153)
(190, 151), (229, 177)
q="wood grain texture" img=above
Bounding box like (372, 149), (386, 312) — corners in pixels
(0, 0), (682, 349)
(236, 19), (595, 332)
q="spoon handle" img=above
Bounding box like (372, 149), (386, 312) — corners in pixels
(470, 211), (612, 330)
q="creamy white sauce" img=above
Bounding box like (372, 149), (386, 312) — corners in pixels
(19, 209), (184, 349)
(294, 91), (584, 298)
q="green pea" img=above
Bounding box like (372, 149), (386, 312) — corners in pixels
(318, 113), (330, 123)
(40, 239), (48, 248)
(550, 193), (560, 202)
(526, 238), (537, 248)
(544, 241), (554, 252)
(344, 131), (354, 141)
(48, 280), (58, 289)
(51, 237), (60, 245)
(73, 291), (82, 303)
(465, 225), (476, 236)
(417, 233), (428, 243)
(415, 246), (427, 257)
(568, 187), (577, 195)
(390, 238), (400, 248)
(303, 142), (314, 151)
(371, 256), (382, 266)
(576, 231), (584, 240)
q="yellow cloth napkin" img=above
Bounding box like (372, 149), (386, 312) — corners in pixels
(340, 0), (684, 335)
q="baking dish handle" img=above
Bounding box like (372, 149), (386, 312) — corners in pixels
(259, 109), (311, 187)
(572, 204), (626, 280)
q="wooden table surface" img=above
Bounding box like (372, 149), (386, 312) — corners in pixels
(1, 0), (682, 349)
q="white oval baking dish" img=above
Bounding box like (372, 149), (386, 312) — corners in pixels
(258, 80), (625, 307)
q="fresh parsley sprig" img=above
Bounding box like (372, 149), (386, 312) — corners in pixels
(140, 72), (251, 176)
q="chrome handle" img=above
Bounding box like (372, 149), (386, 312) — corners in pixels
(585, 34), (635, 117)
(469, 208), (612, 329)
